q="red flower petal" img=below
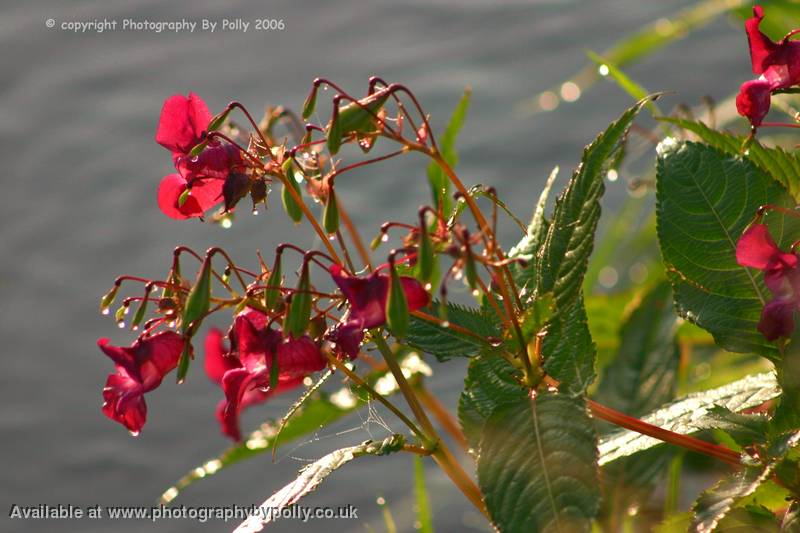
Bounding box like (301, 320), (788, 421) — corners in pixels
(736, 79), (773, 127)
(275, 335), (326, 377)
(736, 223), (784, 269)
(745, 6), (778, 76)
(329, 264), (430, 329)
(102, 369), (147, 435)
(155, 92), (212, 155)
(157, 173), (224, 220)
(98, 332), (184, 434)
(204, 328), (240, 384)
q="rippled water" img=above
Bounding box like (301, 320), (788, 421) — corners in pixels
(1, 1), (749, 531)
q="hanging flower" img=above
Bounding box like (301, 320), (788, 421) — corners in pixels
(736, 6), (800, 127)
(736, 223), (800, 340)
(98, 331), (185, 435)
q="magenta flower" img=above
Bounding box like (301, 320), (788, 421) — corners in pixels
(327, 263), (430, 358)
(329, 264), (430, 329)
(97, 331), (185, 435)
(206, 308), (324, 441)
(736, 6), (800, 127)
(736, 223), (800, 340)
(154, 93), (243, 219)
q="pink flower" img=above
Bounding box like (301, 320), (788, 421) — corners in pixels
(329, 264), (430, 330)
(736, 223), (800, 340)
(98, 331), (185, 435)
(205, 308), (324, 441)
(154, 93), (243, 219)
(736, 6), (800, 127)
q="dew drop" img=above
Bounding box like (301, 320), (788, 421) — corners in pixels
(129, 430), (140, 437)
(252, 209), (259, 216)
(101, 308), (110, 315)
(376, 497), (386, 505)
(176, 377), (186, 385)
(487, 337), (503, 348)
(424, 283), (432, 291)
(328, 234), (337, 241)
(221, 218), (233, 229)
(124, 306), (131, 315)
(117, 321), (126, 329)
(598, 64), (610, 76)
(381, 234), (389, 242)
(132, 325), (139, 331)
(168, 321), (176, 328)
(440, 321), (450, 328)
(471, 289), (480, 297)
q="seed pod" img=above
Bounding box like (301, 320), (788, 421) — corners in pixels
(182, 256), (212, 333)
(416, 226), (435, 284)
(386, 262), (409, 338)
(327, 104), (343, 155)
(285, 262), (312, 338)
(264, 254), (283, 311)
(207, 107), (232, 131)
(176, 341), (193, 384)
(177, 187), (191, 207)
(337, 90), (391, 134)
(281, 160), (304, 223)
(323, 189), (339, 234)
(302, 85), (319, 120)
(99, 283), (120, 314)
(130, 289), (151, 330)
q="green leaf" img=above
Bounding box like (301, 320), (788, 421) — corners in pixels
(508, 166), (559, 296)
(459, 354), (526, 452)
(413, 455), (434, 533)
(159, 354), (431, 503)
(427, 88), (470, 214)
(594, 281), (680, 418)
(690, 432), (800, 532)
(406, 302), (501, 361)
(534, 98), (651, 395)
(234, 435), (405, 533)
(716, 506), (779, 532)
(661, 118), (800, 200)
(656, 141), (799, 360)
(599, 372), (780, 466)
(696, 406), (770, 447)
(477, 394), (600, 533)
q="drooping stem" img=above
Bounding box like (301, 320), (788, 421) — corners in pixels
(587, 399), (741, 466)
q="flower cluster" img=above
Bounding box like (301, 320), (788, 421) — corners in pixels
(736, 6), (800, 129)
(97, 79), (518, 441)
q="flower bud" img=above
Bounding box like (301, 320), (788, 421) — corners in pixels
(386, 262), (409, 338)
(337, 90), (391, 135)
(323, 189), (340, 234)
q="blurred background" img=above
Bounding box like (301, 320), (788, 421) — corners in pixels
(0, 0), (771, 531)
